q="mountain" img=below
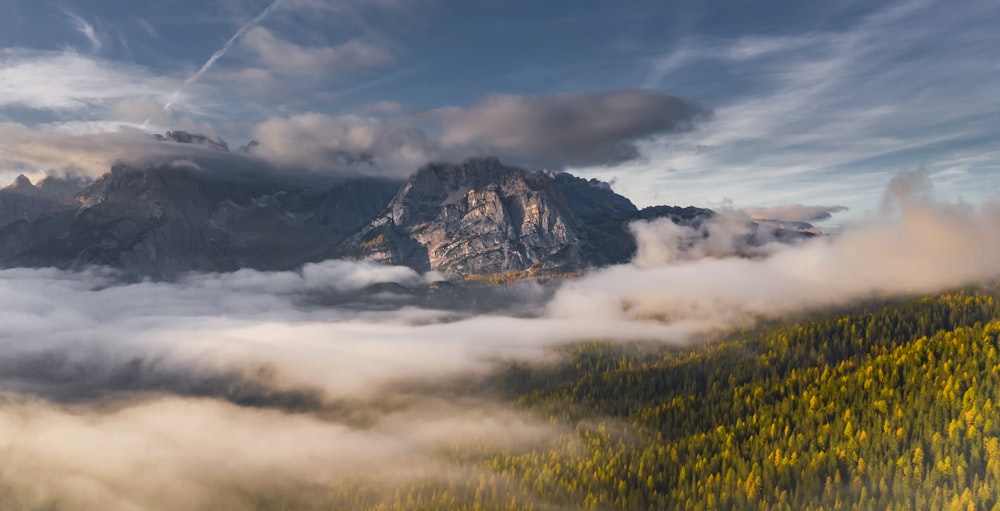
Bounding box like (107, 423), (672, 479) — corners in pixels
(0, 164), (398, 278)
(334, 157), (714, 275)
(0, 139), (812, 278)
(0, 174), (90, 229)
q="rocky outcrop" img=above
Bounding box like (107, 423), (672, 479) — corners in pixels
(0, 165), (398, 278)
(0, 175), (89, 229)
(336, 158), (713, 275)
(0, 152), (801, 279)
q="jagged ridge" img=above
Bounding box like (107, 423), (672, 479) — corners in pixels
(0, 164), (399, 278)
(0, 133), (790, 279)
(335, 157), (714, 275)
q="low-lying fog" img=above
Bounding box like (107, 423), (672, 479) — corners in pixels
(2, 171), (999, 509)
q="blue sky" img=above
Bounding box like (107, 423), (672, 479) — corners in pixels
(1, 0), (998, 222)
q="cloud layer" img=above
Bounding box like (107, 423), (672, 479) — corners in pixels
(552, 172), (1000, 327)
(434, 90), (705, 168)
(744, 204), (849, 223)
(240, 27), (393, 77)
(1, 85), (705, 181)
(249, 90), (706, 175)
(569, 0), (1000, 211)
(0, 172), (999, 508)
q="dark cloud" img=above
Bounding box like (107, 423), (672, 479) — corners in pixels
(2, 88), (706, 182)
(434, 90), (707, 168)
(249, 113), (439, 177)
(0, 122), (402, 186)
(248, 90), (708, 175)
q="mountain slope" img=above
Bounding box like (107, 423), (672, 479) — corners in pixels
(0, 150), (811, 278)
(335, 157), (714, 275)
(0, 164), (399, 277)
(318, 291), (1000, 510)
(0, 175), (89, 229)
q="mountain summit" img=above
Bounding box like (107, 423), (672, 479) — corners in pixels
(0, 174), (90, 229)
(335, 157), (711, 275)
(0, 164), (398, 278)
(0, 155), (793, 279)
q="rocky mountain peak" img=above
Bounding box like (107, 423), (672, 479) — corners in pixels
(0, 162), (400, 278)
(8, 175), (35, 191)
(551, 172), (638, 219)
(34, 175), (92, 201)
(0, 174), (90, 229)
(0, 156), (797, 280)
(338, 158), (652, 275)
(407, 157), (510, 190)
(69, 164), (153, 208)
(388, 157), (529, 226)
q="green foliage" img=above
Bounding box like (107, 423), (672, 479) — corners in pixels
(329, 290), (1000, 510)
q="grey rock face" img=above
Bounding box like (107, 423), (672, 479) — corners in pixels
(0, 155), (767, 279)
(0, 175), (89, 229)
(0, 165), (398, 278)
(338, 158), (666, 275)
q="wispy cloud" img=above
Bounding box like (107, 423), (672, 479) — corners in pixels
(62, 9), (102, 52)
(163, 0), (284, 111)
(136, 17), (159, 39)
(240, 26), (393, 77)
(575, 0), (1000, 212)
(0, 49), (172, 112)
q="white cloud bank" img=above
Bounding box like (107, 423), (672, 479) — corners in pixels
(551, 171), (1000, 327)
(0, 172), (998, 508)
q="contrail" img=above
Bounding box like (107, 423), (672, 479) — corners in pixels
(163, 0), (283, 111)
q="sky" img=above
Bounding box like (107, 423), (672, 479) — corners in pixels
(6, 3), (1000, 506)
(1, 0), (998, 221)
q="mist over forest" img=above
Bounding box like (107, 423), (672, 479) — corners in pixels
(3, 0), (1000, 508)
(0, 170), (998, 509)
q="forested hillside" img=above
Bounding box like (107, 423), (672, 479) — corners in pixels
(322, 289), (1000, 510)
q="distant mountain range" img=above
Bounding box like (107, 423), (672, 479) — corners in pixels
(0, 132), (811, 279)
(0, 173), (92, 227)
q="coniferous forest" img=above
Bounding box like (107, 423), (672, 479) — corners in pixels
(319, 289), (1000, 510)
